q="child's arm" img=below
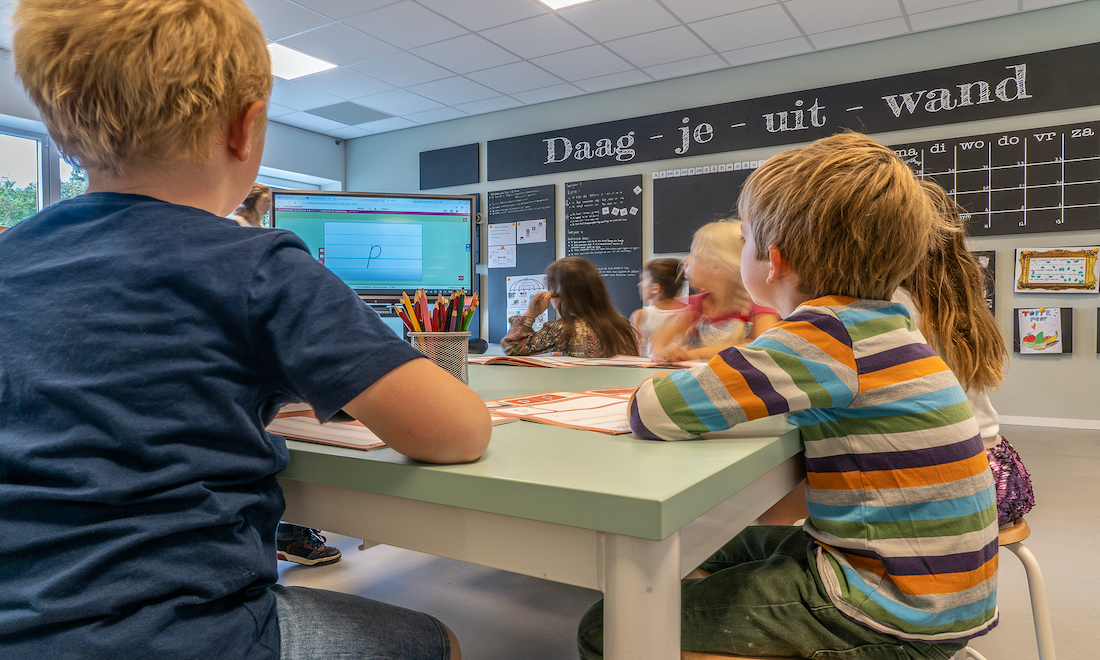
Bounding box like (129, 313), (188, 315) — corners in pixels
(630, 313), (858, 440)
(648, 310), (695, 361)
(343, 357), (492, 464)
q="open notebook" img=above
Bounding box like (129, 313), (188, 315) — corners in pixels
(268, 409), (514, 451)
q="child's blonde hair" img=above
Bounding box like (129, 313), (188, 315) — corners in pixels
(738, 132), (935, 301)
(902, 181), (1006, 392)
(13, 0), (273, 175)
(682, 220), (744, 288)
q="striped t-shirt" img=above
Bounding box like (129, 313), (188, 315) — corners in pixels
(630, 296), (999, 643)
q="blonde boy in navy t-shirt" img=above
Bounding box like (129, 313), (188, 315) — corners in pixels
(1, 2), (489, 658)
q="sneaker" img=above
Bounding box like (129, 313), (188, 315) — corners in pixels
(276, 527), (342, 566)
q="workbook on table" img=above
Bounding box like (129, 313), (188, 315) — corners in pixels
(486, 390), (635, 434)
(269, 409), (515, 451)
(468, 354), (704, 369)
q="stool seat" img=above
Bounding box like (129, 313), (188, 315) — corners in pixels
(998, 518), (1030, 545)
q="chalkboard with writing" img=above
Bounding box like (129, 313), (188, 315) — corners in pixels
(486, 185), (556, 343)
(652, 164), (754, 253)
(891, 119), (1100, 236)
(565, 175), (643, 317)
(489, 43), (1100, 181)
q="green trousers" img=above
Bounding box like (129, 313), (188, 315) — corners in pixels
(577, 525), (967, 660)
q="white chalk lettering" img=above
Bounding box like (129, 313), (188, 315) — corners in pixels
(882, 64), (1031, 119)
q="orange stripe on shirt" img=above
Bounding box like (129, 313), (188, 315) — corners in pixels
(858, 356), (950, 392)
(845, 552), (999, 595)
(709, 356), (770, 419)
(808, 453), (991, 491)
(783, 319), (858, 371)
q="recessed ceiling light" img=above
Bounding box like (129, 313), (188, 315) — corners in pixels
(267, 43), (337, 80)
(539, 0), (595, 9)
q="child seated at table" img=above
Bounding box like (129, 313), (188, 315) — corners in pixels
(502, 256), (637, 358)
(2, 1), (490, 658)
(630, 258), (687, 357)
(650, 220), (780, 362)
(578, 133), (999, 659)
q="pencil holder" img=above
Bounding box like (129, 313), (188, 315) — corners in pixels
(408, 332), (471, 384)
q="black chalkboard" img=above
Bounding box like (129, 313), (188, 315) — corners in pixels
(652, 166), (753, 253)
(420, 143), (479, 190)
(565, 175), (643, 317)
(489, 42), (1100, 181)
(486, 185), (556, 343)
(891, 119), (1100, 236)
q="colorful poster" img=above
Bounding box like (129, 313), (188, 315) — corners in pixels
(1014, 247), (1099, 293)
(1018, 308), (1063, 354)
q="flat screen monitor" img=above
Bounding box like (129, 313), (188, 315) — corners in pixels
(270, 191), (475, 305)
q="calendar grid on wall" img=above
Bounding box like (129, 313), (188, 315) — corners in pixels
(893, 121), (1100, 236)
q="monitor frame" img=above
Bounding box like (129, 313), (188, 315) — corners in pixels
(270, 190), (476, 308)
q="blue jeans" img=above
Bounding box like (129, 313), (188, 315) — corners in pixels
(273, 585), (450, 659)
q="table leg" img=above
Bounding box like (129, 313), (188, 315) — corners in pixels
(602, 531), (682, 660)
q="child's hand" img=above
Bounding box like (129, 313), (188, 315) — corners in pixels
(654, 342), (690, 363)
(525, 291), (553, 317)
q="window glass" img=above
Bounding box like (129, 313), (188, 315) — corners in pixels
(60, 158), (88, 200)
(0, 132), (41, 227)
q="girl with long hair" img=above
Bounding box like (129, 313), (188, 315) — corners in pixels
(230, 183), (271, 228)
(501, 256), (638, 357)
(897, 181), (1034, 526)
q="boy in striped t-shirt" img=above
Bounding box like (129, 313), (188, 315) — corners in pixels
(578, 133), (998, 660)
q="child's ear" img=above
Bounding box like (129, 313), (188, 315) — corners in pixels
(227, 100), (268, 163)
(766, 246), (791, 284)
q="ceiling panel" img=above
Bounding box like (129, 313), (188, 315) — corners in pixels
(415, 0), (549, 32)
(605, 26), (714, 69)
(531, 45), (635, 81)
(477, 14), (596, 60)
(466, 61), (566, 95)
(230, 0), (1086, 139)
(246, 0), (332, 40)
(343, 2), (468, 50)
(350, 51), (453, 87)
(355, 88), (446, 115)
(690, 4), (803, 52)
(557, 0), (681, 42)
(808, 17), (910, 50)
(660, 0), (776, 23)
(295, 67), (396, 98)
(280, 23), (399, 66)
(411, 34), (521, 74)
(407, 76), (500, 105)
(785, 0), (903, 34)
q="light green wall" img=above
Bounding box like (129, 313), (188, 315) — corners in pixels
(346, 0), (1100, 424)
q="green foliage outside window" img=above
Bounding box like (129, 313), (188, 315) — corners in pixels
(0, 167), (87, 227)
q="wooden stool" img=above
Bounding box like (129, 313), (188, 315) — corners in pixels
(684, 520), (1055, 660)
(954, 519), (1057, 660)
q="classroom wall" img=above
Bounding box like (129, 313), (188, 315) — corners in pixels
(345, 0), (1100, 426)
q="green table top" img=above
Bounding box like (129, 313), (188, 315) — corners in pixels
(278, 363), (802, 540)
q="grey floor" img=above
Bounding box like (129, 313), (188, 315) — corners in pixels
(278, 424), (1099, 659)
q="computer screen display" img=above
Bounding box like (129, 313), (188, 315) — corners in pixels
(271, 191), (475, 303)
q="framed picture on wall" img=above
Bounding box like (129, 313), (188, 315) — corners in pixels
(1014, 247), (1099, 293)
(971, 250), (996, 313)
(1013, 307), (1073, 354)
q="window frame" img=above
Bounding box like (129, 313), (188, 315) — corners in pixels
(0, 123), (61, 216)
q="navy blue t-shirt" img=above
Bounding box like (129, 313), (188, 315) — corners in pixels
(0, 193), (423, 658)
